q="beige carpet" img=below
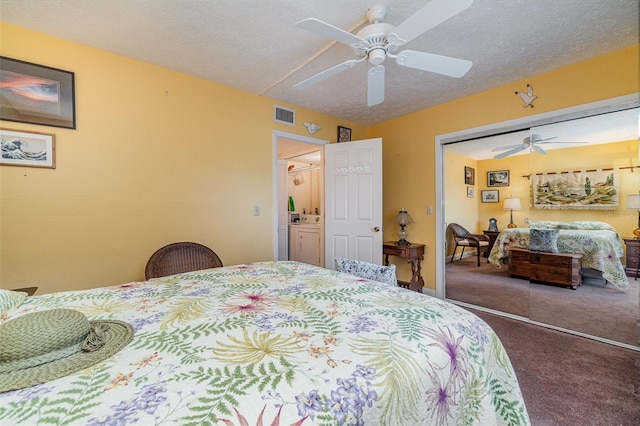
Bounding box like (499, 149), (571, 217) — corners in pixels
(446, 255), (639, 347)
(471, 309), (640, 426)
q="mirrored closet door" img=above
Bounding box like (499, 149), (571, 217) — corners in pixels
(443, 106), (639, 349)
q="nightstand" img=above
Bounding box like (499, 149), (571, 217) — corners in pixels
(623, 238), (640, 277)
(383, 242), (425, 292)
(482, 230), (501, 257)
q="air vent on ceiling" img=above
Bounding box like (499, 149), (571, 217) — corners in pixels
(274, 105), (295, 126)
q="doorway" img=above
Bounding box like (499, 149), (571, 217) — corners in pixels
(272, 130), (328, 264)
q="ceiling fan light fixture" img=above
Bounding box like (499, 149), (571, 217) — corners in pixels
(368, 48), (386, 65)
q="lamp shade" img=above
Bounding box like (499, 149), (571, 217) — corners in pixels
(626, 194), (640, 210)
(503, 197), (521, 211)
(392, 208), (414, 225)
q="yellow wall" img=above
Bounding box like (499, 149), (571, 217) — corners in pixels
(443, 150), (479, 225)
(476, 155), (531, 229)
(372, 44), (639, 288)
(0, 23), (366, 293)
(1, 22), (638, 294)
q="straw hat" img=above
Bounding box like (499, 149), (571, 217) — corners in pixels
(0, 309), (134, 392)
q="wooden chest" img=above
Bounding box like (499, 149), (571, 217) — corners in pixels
(508, 248), (530, 280)
(509, 248), (583, 289)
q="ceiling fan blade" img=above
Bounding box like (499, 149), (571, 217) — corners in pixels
(390, 0), (473, 45)
(537, 141), (588, 145)
(494, 145), (526, 159)
(395, 50), (472, 77)
(296, 18), (365, 46)
(531, 134), (557, 143)
(367, 65), (385, 106)
(531, 144), (547, 155)
(293, 58), (364, 90)
(491, 144), (524, 152)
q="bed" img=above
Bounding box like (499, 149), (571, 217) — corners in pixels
(0, 261), (529, 425)
(488, 221), (629, 289)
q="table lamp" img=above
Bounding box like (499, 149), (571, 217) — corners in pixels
(626, 194), (640, 238)
(503, 197), (521, 229)
(392, 208), (414, 245)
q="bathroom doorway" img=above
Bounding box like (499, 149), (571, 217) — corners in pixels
(273, 130), (328, 264)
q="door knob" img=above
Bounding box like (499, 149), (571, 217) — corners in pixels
(373, 226), (380, 232)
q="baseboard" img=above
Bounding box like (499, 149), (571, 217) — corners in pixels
(421, 287), (436, 297)
(398, 280), (436, 297)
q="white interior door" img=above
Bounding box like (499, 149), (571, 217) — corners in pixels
(325, 138), (383, 269)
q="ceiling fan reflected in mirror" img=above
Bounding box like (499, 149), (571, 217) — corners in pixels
(293, 0), (473, 106)
(492, 134), (588, 159)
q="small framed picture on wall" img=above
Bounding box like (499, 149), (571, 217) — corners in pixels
(481, 189), (499, 203)
(467, 186), (474, 198)
(0, 128), (56, 168)
(464, 166), (475, 185)
(487, 170), (510, 187)
(337, 126), (351, 142)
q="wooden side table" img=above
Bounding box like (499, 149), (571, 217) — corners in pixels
(623, 238), (640, 278)
(383, 242), (425, 292)
(482, 230), (501, 257)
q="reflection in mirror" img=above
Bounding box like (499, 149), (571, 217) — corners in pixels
(444, 131), (531, 319)
(443, 107), (639, 348)
(287, 151), (321, 215)
(527, 109), (639, 347)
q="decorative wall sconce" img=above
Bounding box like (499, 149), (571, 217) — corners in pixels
(303, 122), (321, 134)
(392, 208), (414, 245)
(515, 84), (536, 108)
(503, 197), (521, 228)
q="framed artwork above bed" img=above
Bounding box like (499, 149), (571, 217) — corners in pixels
(0, 56), (76, 129)
(532, 169), (619, 209)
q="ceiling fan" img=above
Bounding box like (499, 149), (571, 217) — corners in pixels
(492, 134), (588, 159)
(293, 0), (473, 106)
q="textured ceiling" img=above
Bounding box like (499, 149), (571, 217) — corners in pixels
(1, 0), (637, 125)
(445, 108), (640, 160)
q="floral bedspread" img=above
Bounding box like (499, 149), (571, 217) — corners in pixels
(0, 261), (529, 425)
(488, 225), (628, 289)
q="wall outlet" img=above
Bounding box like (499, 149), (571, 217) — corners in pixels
(253, 205), (260, 216)
(427, 205), (433, 215)
(525, 217), (530, 223)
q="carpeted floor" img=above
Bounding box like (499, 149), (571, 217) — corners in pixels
(446, 255), (639, 346)
(470, 309), (640, 426)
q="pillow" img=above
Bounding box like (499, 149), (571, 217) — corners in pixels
(567, 221), (615, 231)
(556, 223), (577, 230)
(0, 289), (28, 314)
(529, 229), (559, 253)
(334, 258), (397, 286)
(529, 221), (563, 230)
